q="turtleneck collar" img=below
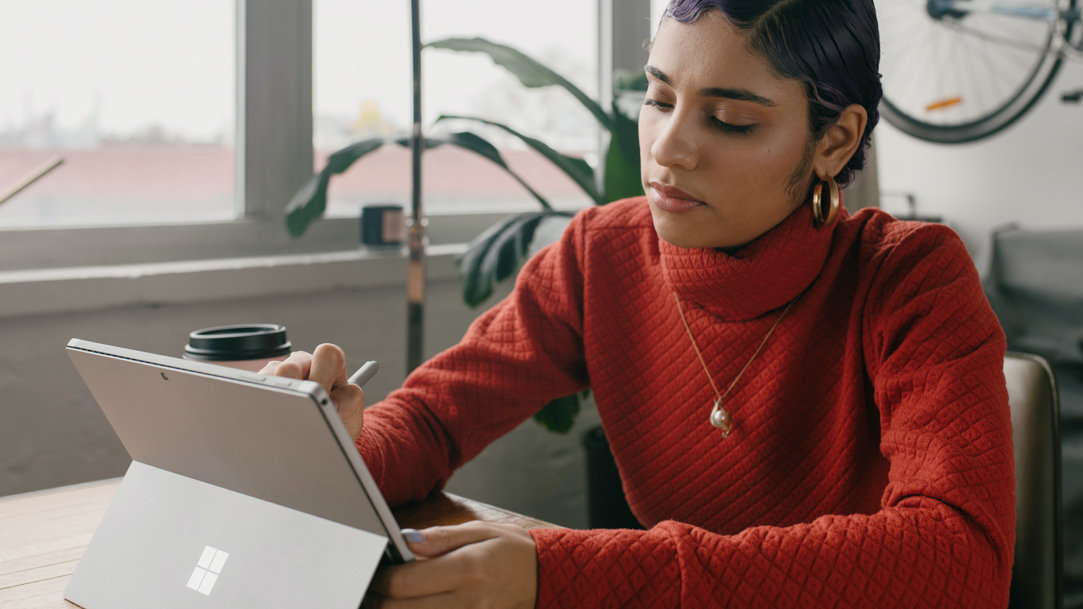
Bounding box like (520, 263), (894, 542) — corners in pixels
(660, 203), (843, 321)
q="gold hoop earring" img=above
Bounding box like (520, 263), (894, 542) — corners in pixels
(811, 175), (841, 226)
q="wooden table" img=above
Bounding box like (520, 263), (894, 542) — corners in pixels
(0, 478), (556, 608)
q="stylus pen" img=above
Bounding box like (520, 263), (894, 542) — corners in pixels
(348, 360), (379, 386)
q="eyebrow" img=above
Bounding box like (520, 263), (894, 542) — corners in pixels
(644, 64), (777, 107)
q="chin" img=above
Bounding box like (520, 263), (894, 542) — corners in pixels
(652, 215), (712, 249)
(653, 216), (751, 251)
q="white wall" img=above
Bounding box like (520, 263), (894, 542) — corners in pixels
(875, 62), (1083, 266)
(0, 251), (600, 528)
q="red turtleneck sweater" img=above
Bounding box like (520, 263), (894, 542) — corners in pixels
(357, 197), (1014, 608)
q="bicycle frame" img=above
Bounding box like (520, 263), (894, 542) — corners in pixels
(878, 0), (1080, 142)
(929, 0), (1075, 22)
(929, 0), (1083, 57)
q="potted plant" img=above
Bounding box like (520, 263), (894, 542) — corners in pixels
(284, 37), (644, 434)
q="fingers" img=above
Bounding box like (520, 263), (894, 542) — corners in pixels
(368, 550), (473, 600)
(369, 523), (494, 599)
(331, 382), (364, 439)
(260, 344), (348, 394)
(404, 522), (501, 558)
(369, 522), (534, 601)
(308, 344), (363, 438)
(309, 343), (348, 395)
(261, 350), (313, 380)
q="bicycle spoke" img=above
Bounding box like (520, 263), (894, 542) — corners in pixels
(878, 0), (1073, 142)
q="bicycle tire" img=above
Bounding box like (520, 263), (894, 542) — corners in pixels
(877, 0), (1076, 144)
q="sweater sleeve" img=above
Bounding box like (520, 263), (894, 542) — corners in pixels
(355, 212), (591, 506)
(530, 224), (1015, 608)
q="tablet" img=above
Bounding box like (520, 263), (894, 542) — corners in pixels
(64, 338), (412, 609)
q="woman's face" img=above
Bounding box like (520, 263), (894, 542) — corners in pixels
(640, 13), (816, 250)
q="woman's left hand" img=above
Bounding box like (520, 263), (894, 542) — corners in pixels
(364, 521), (538, 609)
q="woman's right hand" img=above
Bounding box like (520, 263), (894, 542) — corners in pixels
(260, 343), (366, 439)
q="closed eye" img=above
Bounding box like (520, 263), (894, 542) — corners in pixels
(645, 96), (756, 135)
(710, 117), (755, 135)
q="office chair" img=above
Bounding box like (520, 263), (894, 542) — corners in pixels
(1005, 352), (1063, 609)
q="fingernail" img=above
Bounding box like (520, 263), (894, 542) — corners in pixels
(402, 528), (424, 543)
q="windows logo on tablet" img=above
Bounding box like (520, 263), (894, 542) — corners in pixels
(186, 546), (229, 595)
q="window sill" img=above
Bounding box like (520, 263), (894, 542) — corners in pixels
(0, 208), (524, 273)
(0, 244), (466, 319)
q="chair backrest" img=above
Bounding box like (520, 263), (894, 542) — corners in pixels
(1005, 352), (1063, 609)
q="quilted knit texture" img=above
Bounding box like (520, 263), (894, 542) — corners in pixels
(357, 197), (1014, 608)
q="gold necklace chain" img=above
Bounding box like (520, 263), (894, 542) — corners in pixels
(673, 293), (795, 438)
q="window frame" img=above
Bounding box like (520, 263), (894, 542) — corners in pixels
(0, 0), (379, 272)
(0, 0), (649, 273)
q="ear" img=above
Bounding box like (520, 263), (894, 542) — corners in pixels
(812, 104), (868, 179)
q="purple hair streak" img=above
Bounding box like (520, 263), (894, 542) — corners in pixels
(665, 0), (882, 187)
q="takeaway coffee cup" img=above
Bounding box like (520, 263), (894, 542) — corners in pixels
(183, 324), (292, 372)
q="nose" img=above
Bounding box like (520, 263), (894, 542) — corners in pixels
(649, 109), (699, 171)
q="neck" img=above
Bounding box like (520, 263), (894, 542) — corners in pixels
(660, 203), (841, 320)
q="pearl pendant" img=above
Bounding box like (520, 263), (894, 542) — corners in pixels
(709, 397), (731, 437)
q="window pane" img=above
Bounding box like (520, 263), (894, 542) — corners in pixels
(0, 0), (235, 226)
(314, 0), (598, 216)
(652, 0), (669, 26)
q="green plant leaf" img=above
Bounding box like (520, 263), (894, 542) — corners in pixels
(603, 98), (644, 203)
(426, 37), (613, 132)
(437, 130), (554, 211)
(286, 129), (563, 238)
(285, 137), (387, 237)
(610, 97), (641, 164)
(614, 70), (649, 92)
(603, 141), (642, 203)
(532, 393), (581, 434)
(285, 134), (451, 237)
(457, 210), (570, 307)
(285, 137), (391, 236)
(390, 135), (451, 151)
(438, 114), (602, 206)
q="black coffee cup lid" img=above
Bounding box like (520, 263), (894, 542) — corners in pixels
(184, 324), (291, 361)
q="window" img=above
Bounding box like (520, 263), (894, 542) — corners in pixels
(0, 0), (235, 226)
(314, 0), (599, 217)
(0, 1), (332, 272)
(651, 0), (669, 26)
(0, 1), (632, 273)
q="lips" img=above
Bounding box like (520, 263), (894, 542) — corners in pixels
(649, 182), (705, 213)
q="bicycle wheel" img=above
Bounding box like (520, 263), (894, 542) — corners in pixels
(877, 0), (1076, 144)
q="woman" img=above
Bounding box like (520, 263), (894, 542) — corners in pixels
(267, 1), (1015, 607)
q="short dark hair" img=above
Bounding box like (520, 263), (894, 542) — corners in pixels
(665, 0), (882, 187)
